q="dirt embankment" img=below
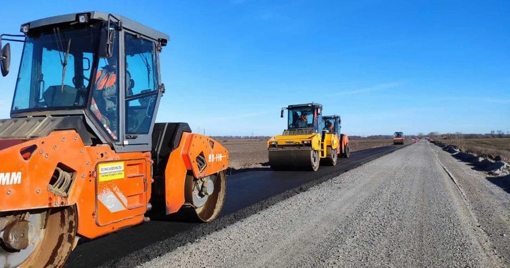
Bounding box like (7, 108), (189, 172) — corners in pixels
(432, 138), (510, 162)
(429, 139), (510, 177)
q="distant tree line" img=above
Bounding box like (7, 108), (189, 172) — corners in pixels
(213, 135), (396, 140)
(427, 130), (510, 140)
(349, 135), (394, 140)
(211, 136), (271, 140)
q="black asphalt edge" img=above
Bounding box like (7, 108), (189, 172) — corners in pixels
(99, 144), (410, 268)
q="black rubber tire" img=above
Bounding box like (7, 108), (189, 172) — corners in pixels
(322, 146), (337, 166)
(343, 144), (350, 158)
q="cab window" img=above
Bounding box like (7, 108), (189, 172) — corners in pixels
(125, 32), (159, 134)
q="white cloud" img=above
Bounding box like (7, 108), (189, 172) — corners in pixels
(334, 81), (402, 96)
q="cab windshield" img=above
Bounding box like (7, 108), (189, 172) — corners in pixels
(321, 117), (337, 133)
(288, 107), (315, 129)
(11, 24), (101, 112)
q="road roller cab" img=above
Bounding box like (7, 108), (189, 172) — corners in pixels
(0, 11), (228, 268)
(267, 103), (345, 171)
(322, 115), (350, 159)
(393, 131), (405, 145)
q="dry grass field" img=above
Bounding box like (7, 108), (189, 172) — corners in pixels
(220, 138), (394, 170)
(437, 138), (510, 162)
(222, 137), (510, 171)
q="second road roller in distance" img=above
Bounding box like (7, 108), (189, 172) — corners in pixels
(322, 114), (350, 159)
(393, 131), (405, 145)
(267, 103), (350, 171)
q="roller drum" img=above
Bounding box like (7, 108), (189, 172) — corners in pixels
(268, 147), (319, 171)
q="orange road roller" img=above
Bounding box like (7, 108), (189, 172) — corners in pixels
(0, 11), (228, 268)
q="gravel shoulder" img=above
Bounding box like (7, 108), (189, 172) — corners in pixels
(137, 140), (506, 268)
(432, 142), (510, 266)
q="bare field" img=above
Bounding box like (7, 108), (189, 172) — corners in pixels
(437, 138), (510, 162)
(220, 138), (393, 170)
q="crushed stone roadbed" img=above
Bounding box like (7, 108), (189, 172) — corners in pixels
(126, 140), (508, 267)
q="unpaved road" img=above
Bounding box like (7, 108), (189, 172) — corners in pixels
(133, 139), (510, 268)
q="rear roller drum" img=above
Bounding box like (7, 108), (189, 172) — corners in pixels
(184, 171), (226, 222)
(0, 206), (77, 268)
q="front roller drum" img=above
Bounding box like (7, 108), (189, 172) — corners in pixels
(184, 171), (226, 222)
(268, 148), (320, 171)
(0, 206), (77, 268)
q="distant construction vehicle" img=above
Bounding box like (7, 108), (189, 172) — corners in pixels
(267, 103), (350, 171)
(0, 11), (228, 268)
(393, 132), (405, 145)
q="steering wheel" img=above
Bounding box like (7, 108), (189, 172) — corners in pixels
(73, 75), (90, 85)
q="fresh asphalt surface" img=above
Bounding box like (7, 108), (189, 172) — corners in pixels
(65, 144), (405, 268)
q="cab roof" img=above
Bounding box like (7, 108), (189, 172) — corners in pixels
(322, 115), (340, 120)
(22, 11), (169, 43)
(286, 102), (322, 109)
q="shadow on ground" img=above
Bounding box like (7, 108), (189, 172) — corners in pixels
(486, 174), (510, 195)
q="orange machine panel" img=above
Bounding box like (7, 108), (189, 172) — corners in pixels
(95, 159), (148, 226)
(163, 134), (188, 214)
(163, 132), (229, 214)
(77, 148), (152, 239)
(183, 133), (229, 179)
(0, 131), (93, 212)
(342, 135), (349, 149)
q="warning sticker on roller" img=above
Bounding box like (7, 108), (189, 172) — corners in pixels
(98, 162), (125, 182)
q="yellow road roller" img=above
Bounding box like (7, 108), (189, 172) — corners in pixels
(267, 103), (345, 171)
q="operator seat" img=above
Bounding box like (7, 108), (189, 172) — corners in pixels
(43, 85), (78, 107)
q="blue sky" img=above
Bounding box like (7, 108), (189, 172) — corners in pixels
(0, 0), (509, 136)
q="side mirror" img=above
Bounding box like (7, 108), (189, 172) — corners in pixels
(98, 27), (114, 58)
(280, 109), (284, 118)
(317, 107), (321, 115)
(1, 43), (11, 77)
